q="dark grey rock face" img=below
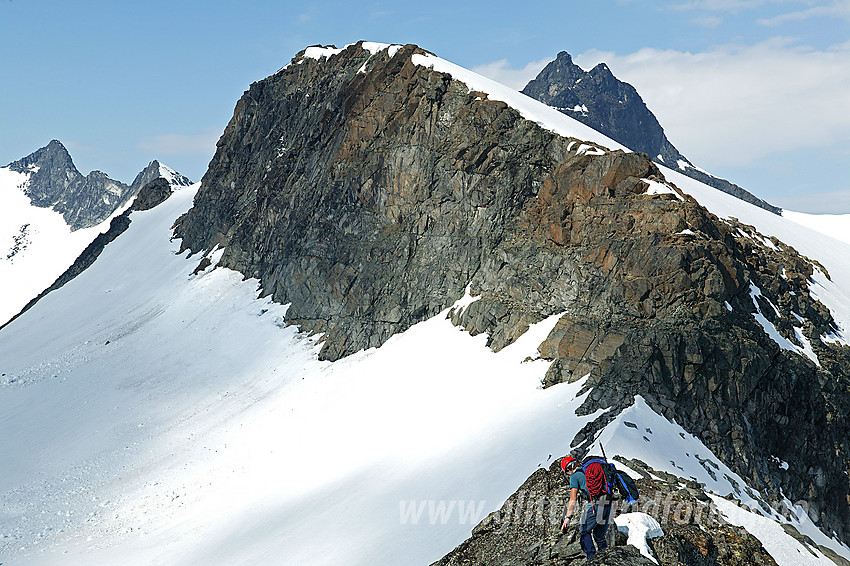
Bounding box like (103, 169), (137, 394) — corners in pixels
(132, 177), (173, 211)
(175, 43), (573, 360)
(173, 42), (849, 545)
(521, 52), (781, 214)
(6, 140), (136, 230)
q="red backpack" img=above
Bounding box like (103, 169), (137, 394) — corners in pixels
(581, 456), (616, 498)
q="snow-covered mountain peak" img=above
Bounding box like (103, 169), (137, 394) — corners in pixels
(156, 161), (193, 188)
(284, 41), (404, 71)
(0, 166), (129, 326)
(521, 51), (782, 213)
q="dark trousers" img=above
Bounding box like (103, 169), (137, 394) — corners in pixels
(579, 498), (613, 560)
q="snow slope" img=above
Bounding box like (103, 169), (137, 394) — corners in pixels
(711, 496), (842, 566)
(0, 167), (131, 325)
(0, 185), (603, 564)
(0, 161), (192, 327)
(2, 45), (849, 565)
(782, 210), (850, 247)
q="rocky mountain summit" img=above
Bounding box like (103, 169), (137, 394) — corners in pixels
(5, 140), (136, 230)
(521, 52), (781, 214)
(173, 41), (849, 548)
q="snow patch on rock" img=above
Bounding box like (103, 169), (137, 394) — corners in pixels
(615, 512), (664, 563)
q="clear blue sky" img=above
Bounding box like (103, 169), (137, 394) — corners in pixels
(2, 0), (848, 212)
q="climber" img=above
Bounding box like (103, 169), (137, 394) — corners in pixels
(559, 455), (615, 561)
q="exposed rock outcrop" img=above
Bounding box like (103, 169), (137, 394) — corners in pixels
(131, 177), (173, 211)
(521, 52), (781, 214)
(172, 42), (849, 545)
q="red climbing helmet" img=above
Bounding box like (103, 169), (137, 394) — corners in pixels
(560, 456), (577, 472)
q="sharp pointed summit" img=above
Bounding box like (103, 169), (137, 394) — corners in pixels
(7, 139), (76, 177)
(5, 140), (133, 230)
(522, 52), (781, 214)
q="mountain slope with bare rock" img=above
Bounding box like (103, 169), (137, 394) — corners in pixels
(173, 41), (849, 552)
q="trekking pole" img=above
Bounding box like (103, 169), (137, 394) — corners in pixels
(600, 442), (608, 462)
